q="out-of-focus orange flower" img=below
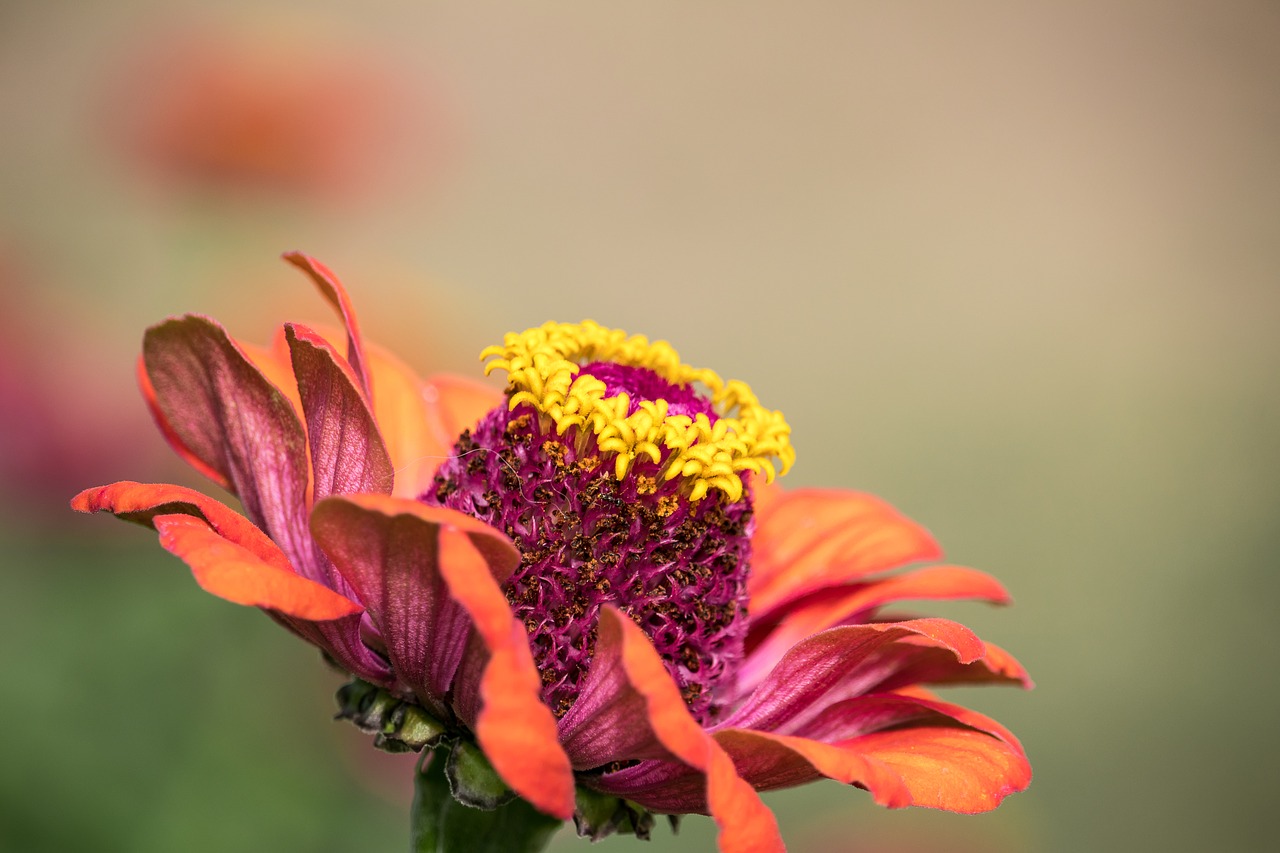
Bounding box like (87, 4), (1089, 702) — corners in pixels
(102, 30), (443, 202)
(75, 254), (1030, 851)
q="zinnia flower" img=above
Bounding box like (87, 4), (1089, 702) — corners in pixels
(74, 254), (1031, 852)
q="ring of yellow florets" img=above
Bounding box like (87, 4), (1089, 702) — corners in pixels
(480, 321), (795, 502)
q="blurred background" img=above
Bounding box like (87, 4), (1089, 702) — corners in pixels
(2, 1), (1277, 851)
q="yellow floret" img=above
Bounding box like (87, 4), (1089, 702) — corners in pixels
(480, 321), (795, 501)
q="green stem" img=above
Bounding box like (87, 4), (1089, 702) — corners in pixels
(411, 745), (562, 853)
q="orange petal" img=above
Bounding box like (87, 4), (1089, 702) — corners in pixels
(362, 342), (453, 497)
(712, 728), (910, 807)
(423, 373), (502, 449)
(239, 335), (304, 421)
(603, 606), (785, 853)
(749, 488), (943, 617)
(437, 525), (575, 820)
(72, 480), (291, 572)
(843, 725), (1031, 813)
(152, 512), (361, 620)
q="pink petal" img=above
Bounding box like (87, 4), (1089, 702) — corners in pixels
(556, 604), (681, 770)
(590, 607), (784, 853)
(285, 323), (394, 500)
(726, 619), (986, 734)
(283, 252), (371, 398)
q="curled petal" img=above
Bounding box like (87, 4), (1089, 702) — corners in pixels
(744, 565), (1012, 691)
(748, 488), (943, 617)
(310, 495), (513, 719)
(314, 494), (574, 820)
(439, 525), (575, 820)
(283, 251), (371, 397)
(141, 315), (316, 579)
(285, 323), (395, 500)
(71, 481), (384, 679)
(557, 605), (682, 769)
(595, 607), (784, 853)
(714, 693), (1030, 814)
(72, 480), (290, 571)
(728, 619), (988, 734)
(152, 513), (361, 620)
(844, 725), (1031, 813)
(137, 356), (230, 490)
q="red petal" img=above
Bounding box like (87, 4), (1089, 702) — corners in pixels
(602, 607), (784, 853)
(142, 315), (316, 579)
(314, 494), (574, 820)
(744, 565), (1011, 688)
(869, 638), (1033, 693)
(309, 495), (513, 719)
(285, 323), (394, 499)
(282, 252), (371, 398)
(749, 488), (943, 617)
(153, 513), (361, 619)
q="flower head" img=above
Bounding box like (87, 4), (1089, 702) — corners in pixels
(75, 255), (1031, 852)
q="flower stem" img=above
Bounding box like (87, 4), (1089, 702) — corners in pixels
(410, 745), (562, 853)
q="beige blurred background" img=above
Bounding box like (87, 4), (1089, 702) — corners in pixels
(3, 2), (1277, 851)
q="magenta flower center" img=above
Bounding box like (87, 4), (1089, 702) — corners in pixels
(422, 364), (753, 723)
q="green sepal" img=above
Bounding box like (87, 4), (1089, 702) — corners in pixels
(334, 678), (446, 753)
(445, 739), (515, 809)
(572, 785), (657, 841)
(412, 745), (562, 853)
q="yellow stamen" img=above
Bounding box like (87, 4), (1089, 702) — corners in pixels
(480, 321), (795, 501)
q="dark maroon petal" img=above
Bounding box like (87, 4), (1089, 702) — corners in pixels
(587, 759), (706, 813)
(142, 315), (317, 577)
(282, 252), (371, 397)
(722, 618), (985, 735)
(309, 495), (523, 721)
(284, 323), (394, 501)
(310, 497), (484, 716)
